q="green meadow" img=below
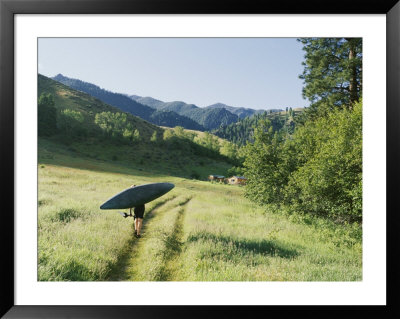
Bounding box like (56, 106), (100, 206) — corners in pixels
(38, 139), (362, 282)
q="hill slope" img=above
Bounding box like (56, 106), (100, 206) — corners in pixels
(52, 74), (154, 119)
(38, 74), (235, 179)
(39, 74), (159, 140)
(129, 95), (166, 110)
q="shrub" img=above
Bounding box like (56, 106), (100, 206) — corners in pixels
(190, 171), (200, 180)
(243, 101), (362, 223)
(284, 102), (362, 222)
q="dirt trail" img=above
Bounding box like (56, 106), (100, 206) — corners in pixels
(107, 195), (178, 281)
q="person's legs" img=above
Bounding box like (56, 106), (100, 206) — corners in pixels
(131, 208), (137, 234)
(137, 218), (143, 236)
(134, 218), (139, 234)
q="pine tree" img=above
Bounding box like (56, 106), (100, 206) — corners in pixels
(298, 38), (362, 113)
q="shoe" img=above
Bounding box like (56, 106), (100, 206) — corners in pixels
(136, 234), (141, 238)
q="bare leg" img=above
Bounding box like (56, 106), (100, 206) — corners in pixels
(131, 208), (137, 234)
(134, 218), (138, 234)
(137, 218), (143, 236)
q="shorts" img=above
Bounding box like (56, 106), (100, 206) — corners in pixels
(133, 204), (145, 219)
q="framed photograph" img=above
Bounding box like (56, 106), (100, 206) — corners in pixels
(1, 0), (399, 317)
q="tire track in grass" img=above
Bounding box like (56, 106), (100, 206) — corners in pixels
(122, 196), (192, 281)
(108, 195), (190, 281)
(154, 197), (191, 281)
(107, 195), (177, 281)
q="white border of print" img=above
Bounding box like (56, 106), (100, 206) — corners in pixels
(15, 14), (386, 305)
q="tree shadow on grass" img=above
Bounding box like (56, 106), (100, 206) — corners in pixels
(187, 232), (300, 259)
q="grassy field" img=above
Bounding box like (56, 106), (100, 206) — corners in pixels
(38, 143), (362, 281)
(38, 139), (362, 282)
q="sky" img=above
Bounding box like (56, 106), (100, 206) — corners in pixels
(38, 38), (309, 110)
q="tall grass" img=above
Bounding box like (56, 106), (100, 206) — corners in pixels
(174, 192), (361, 281)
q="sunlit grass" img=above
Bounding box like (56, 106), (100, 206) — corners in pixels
(38, 144), (361, 282)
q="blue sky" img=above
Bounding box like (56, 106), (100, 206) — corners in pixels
(38, 38), (309, 110)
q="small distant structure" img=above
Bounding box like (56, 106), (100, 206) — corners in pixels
(208, 175), (225, 182)
(228, 176), (247, 185)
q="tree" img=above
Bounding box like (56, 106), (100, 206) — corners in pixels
(242, 119), (287, 205)
(132, 129), (140, 143)
(173, 126), (185, 137)
(94, 111), (138, 143)
(163, 129), (174, 141)
(219, 140), (237, 159)
(122, 128), (132, 140)
(150, 131), (157, 143)
(284, 101), (362, 222)
(298, 38), (362, 113)
(38, 93), (57, 136)
(195, 132), (220, 153)
(58, 109), (85, 138)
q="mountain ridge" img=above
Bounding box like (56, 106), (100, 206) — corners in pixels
(128, 95), (239, 130)
(128, 95), (285, 127)
(52, 74), (205, 131)
(51, 73), (287, 132)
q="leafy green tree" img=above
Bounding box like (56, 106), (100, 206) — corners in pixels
(242, 119), (287, 205)
(298, 38), (362, 113)
(132, 129), (140, 143)
(150, 131), (158, 143)
(284, 101), (362, 222)
(195, 132), (220, 153)
(122, 128), (132, 140)
(58, 109), (85, 138)
(94, 111), (138, 143)
(219, 140), (237, 159)
(173, 126), (185, 137)
(38, 93), (57, 136)
(163, 129), (174, 141)
(242, 101), (362, 223)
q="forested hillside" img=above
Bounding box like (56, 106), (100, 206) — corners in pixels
(180, 107), (239, 130)
(205, 103), (271, 119)
(213, 107), (303, 145)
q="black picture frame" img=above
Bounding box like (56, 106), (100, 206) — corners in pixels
(1, 0), (399, 318)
